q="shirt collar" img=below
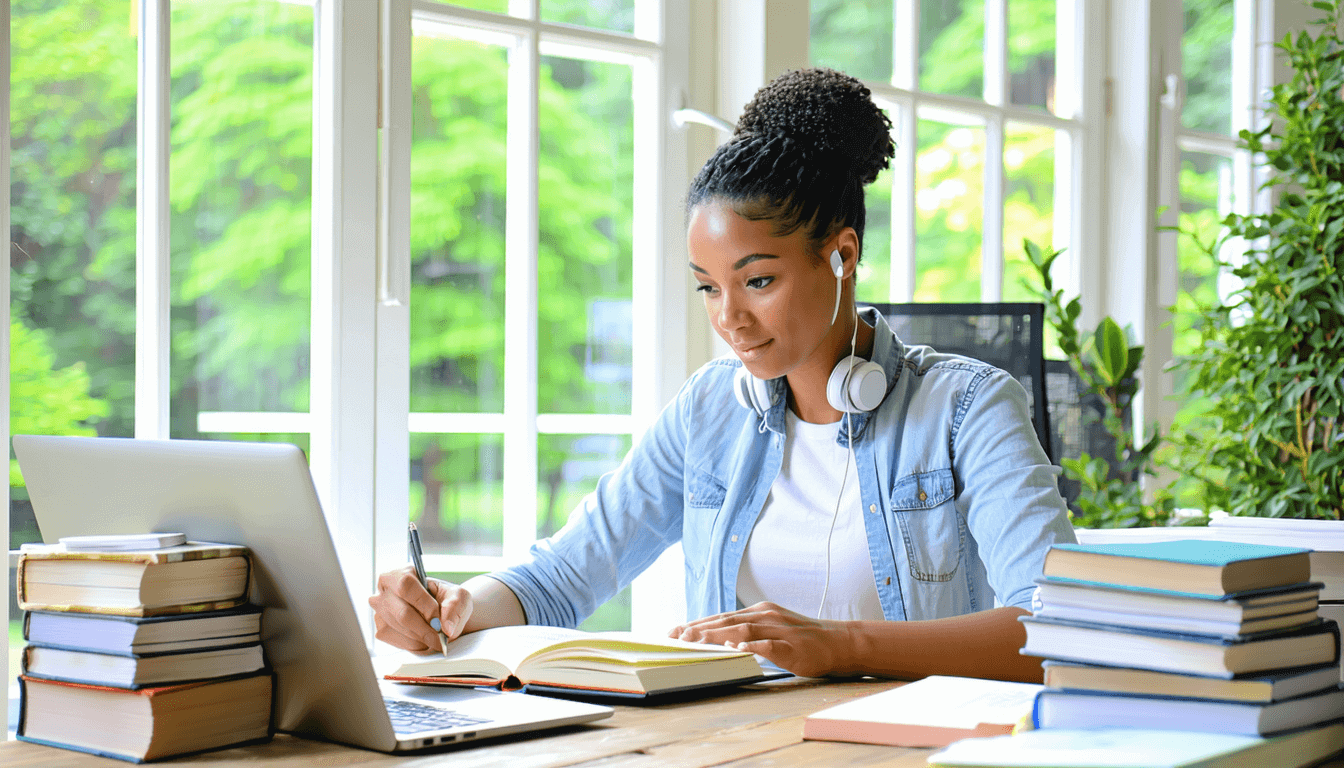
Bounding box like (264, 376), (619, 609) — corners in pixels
(757, 307), (902, 441)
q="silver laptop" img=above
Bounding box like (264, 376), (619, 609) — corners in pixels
(12, 434), (613, 752)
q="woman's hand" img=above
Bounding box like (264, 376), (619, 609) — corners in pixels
(668, 601), (855, 678)
(368, 566), (474, 651)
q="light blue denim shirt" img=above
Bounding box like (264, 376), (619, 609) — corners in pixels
(493, 308), (1076, 627)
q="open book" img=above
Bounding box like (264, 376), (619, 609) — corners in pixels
(383, 626), (775, 698)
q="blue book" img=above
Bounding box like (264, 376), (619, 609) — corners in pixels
(1041, 660), (1342, 703)
(1043, 539), (1311, 596)
(1019, 615), (1339, 678)
(1031, 685), (1344, 737)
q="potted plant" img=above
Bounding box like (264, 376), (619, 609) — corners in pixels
(1172, 0), (1343, 520)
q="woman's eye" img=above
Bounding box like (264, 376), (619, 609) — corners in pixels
(746, 276), (773, 290)
(695, 284), (718, 295)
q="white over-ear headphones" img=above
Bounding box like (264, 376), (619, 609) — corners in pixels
(734, 249), (886, 416)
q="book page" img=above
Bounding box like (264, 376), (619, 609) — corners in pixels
(387, 626), (749, 682)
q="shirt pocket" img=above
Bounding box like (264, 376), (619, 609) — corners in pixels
(890, 467), (963, 583)
(683, 467), (727, 580)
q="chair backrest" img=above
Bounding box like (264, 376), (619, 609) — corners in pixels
(1044, 358), (1133, 511)
(863, 302), (1055, 463)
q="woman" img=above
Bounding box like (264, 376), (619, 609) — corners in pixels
(370, 68), (1075, 683)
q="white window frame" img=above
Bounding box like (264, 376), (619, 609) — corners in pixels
(370, 0), (691, 636)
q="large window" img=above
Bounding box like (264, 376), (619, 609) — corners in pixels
(810, 0), (1076, 306)
(404, 4), (659, 631)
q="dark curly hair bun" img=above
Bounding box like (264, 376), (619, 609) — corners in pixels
(735, 68), (894, 186)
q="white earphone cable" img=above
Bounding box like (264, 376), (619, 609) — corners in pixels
(817, 312), (860, 620)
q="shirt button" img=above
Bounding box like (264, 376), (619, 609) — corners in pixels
(869, 504), (877, 514)
(731, 535), (738, 543)
(918, 490), (928, 502)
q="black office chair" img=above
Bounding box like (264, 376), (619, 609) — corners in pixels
(1044, 358), (1135, 510)
(863, 302), (1055, 464)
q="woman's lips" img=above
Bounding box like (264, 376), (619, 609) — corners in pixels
(735, 339), (772, 361)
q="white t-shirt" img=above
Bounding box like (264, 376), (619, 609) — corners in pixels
(736, 408), (885, 621)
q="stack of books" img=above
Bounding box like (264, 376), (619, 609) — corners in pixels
(14, 533), (273, 762)
(1074, 515), (1344, 678)
(1019, 539), (1344, 742)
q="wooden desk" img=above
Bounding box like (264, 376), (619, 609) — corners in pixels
(3, 677), (1344, 767)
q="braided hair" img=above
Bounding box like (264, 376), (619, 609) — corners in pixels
(687, 68), (894, 259)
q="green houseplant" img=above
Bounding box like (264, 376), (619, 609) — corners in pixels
(1023, 240), (1176, 528)
(1173, 0), (1343, 519)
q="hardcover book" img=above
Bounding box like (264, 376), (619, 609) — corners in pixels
(22, 641), (266, 689)
(1042, 540), (1310, 597)
(24, 605), (263, 655)
(1018, 615), (1339, 678)
(17, 672), (273, 763)
(1041, 660), (1342, 703)
(17, 541), (251, 616)
(1032, 685), (1344, 737)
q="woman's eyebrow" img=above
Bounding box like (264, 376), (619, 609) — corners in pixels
(688, 253), (780, 274)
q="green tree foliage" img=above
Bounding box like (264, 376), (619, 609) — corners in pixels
(1171, 1), (1344, 520)
(9, 321), (108, 487)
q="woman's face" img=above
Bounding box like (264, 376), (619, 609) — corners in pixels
(687, 199), (844, 382)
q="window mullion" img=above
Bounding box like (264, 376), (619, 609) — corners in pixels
(312, 0), (381, 634)
(982, 117), (1005, 301)
(135, 0), (171, 440)
(981, 0), (1007, 301)
(502, 27), (541, 560)
(374, 0), (414, 583)
(890, 0), (918, 302)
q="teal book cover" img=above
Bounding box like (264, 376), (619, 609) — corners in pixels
(1051, 539), (1310, 565)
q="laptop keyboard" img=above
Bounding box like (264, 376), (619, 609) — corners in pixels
(384, 698), (494, 734)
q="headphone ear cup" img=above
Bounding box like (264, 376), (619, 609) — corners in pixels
(734, 368), (773, 416)
(827, 356), (887, 413)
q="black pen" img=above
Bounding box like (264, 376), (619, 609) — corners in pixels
(408, 522), (449, 655)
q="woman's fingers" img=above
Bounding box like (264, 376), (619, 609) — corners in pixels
(370, 566), (462, 650)
(429, 579), (473, 640)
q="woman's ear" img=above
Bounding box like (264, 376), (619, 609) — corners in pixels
(833, 228), (861, 279)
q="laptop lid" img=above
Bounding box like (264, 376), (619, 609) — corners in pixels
(12, 435), (609, 752)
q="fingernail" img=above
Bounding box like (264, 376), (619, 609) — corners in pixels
(430, 617), (442, 631)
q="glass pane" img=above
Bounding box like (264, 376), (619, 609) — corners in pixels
(537, 56), (633, 416)
(810, 0), (894, 83)
(541, 0), (634, 34)
(1173, 152), (1231, 375)
(171, 0), (314, 439)
(1002, 122), (1055, 302)
(447, 0), (509, 13)
(920, 0), (984, 98)
(914, 120), (985, 301)
(410, 35), (508, 414)
(1009, 0), (1056, 112)
(413, 433), (506, 557)
(11, 0), (138, 713)
(1183, 0), (1234, 135)
(854, 164), (894, 304)
(538, 434), (632, 630)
